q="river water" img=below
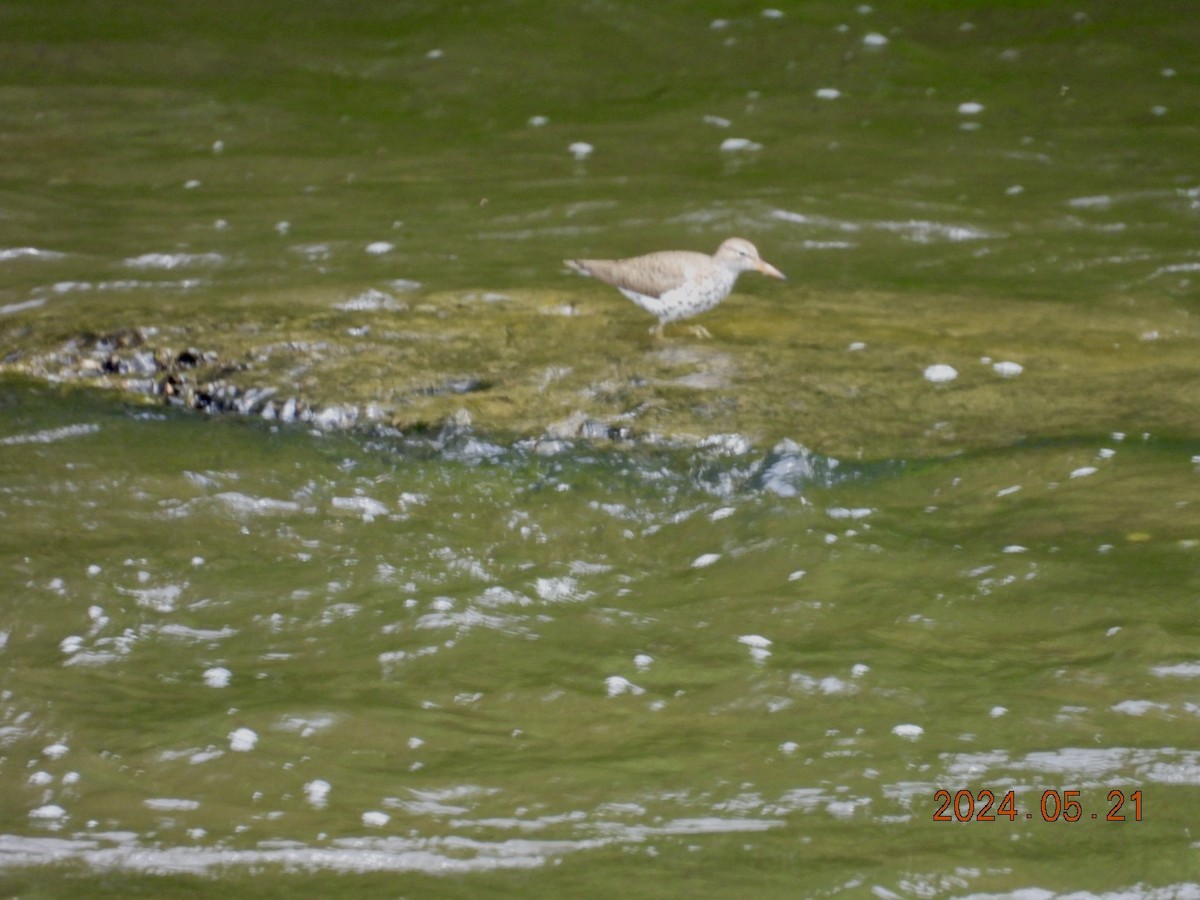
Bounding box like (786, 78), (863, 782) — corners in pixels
(1, 2), (1198, 897)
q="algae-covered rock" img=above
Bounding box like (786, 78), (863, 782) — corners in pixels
(3, 283), (1198, 458)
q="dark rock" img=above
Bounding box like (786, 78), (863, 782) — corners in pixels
(176, 349), (202, 368)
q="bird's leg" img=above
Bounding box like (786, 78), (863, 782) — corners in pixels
(649, 322), (666, 340)
(686, 324), (713, 339)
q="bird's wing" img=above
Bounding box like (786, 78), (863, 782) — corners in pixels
(565, 251), (707, 300)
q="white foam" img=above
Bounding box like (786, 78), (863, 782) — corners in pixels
(738, 635), (772, 665)
(276, 713), (338, 736)
(161, 625), (235, 642)
(923, 364), (958, 383)
(1, 299), (47, 315)
(228, 728), (257, 752)
(144, 799), (200, 812)
(28, 805), (67, 820)
(123, 583), (182, 614)
(0, 424), (100, 446)
(1148, 262), (1200, 280)
(124, 253), (223, 269)
(1068, 195), (1112, 209)
(878, 220), (996, 242)
(1111, 700), (1169, 716)
(0, 247), (66, 261)
(892, 724), (924, 739)
(335, 288), (406, 311)
(215, 492), (302, 515)
(691, 553), (721, 569)
(604, 676), (645, 698)
(720, 137), (762, 152)
(1151, 662), (1200, 678)
(304, 780), (332, 808)
(332, 496), (389, 521)
(537, 576), (589, 602)
(699, 432), (754, 455)
(772, 208), (861, 233)
(818, 676), (851, 694)
(0, 831), (602, 874)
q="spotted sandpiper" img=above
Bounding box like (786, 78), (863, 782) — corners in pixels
(564, 237), (785, 337)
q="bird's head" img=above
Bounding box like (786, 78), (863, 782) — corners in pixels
(716, 237), (786, 280)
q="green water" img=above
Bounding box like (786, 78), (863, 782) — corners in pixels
(2, 2), (1198, 897)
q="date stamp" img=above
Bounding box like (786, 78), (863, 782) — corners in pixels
(933, 789), (1142, 822)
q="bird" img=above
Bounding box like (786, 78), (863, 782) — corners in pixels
(564, 237), (786, 338)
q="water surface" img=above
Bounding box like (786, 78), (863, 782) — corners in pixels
(1, 2), (1198, 897)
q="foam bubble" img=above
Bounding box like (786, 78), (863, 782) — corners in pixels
(304, 780), (331, 808)
(228, 728), (257, 752)
(29, 805), (67, 820)
(720, 137), (762, 152)
(605, 676), (645, 698)
(923, 364), (958, 383)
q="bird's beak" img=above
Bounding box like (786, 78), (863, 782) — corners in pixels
(757, 260), (786, 280)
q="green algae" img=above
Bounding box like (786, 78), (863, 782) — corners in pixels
(3, 3), (1200, 893)
(4, 282), (1197, 458)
